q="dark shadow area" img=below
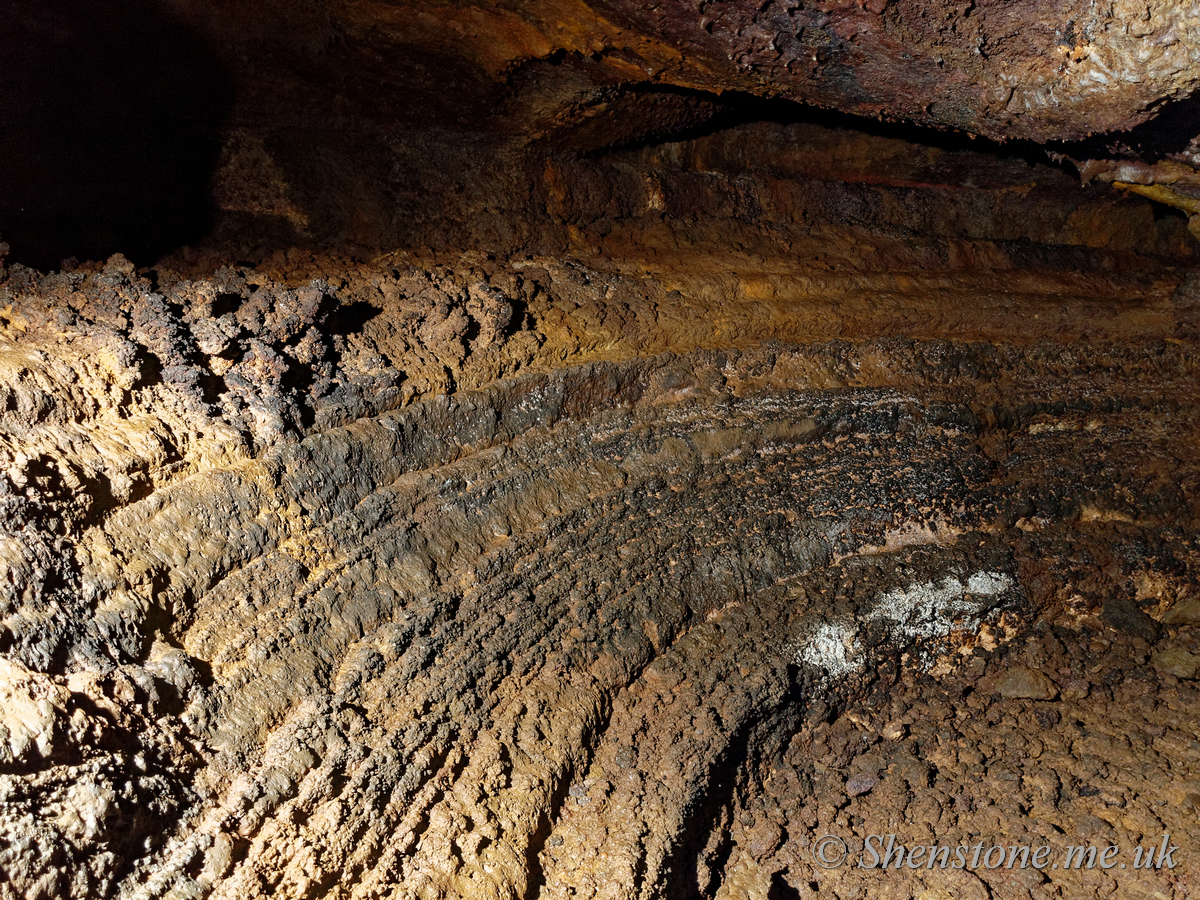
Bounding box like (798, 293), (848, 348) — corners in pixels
(320, 297), (383, 337)
(580, 82), (1200, 183)
(577, 85), (1200, 197)
(660, 680), (811, 900)
(583, 86), (1055, 171)
(1047, 90), (1200, 161)
(768, 872), (803, 900)
(0, 1), (234, 270)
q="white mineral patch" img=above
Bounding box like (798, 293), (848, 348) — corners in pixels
(796, 623), (860, 677)
(794, 570), (1013, 676)
(871, 570), (1012, 642)
(966, 571), (1012, 595)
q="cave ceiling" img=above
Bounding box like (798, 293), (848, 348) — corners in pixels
(3, 0), (1200, 267)
(176, 0), (1200, 142)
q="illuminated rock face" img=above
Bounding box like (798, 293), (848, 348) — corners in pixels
(1, 3), (1200, 900)
(2, 252), (1199, 899)
(5, 0), (1200, 266)
(165, 0), (1200, 142)
(594, 0), (1200, 141)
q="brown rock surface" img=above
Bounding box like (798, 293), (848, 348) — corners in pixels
(1, 244), (1199, 898)
(991, 665), (1059, 700)
(1164, 596), (1200, 626)
(1, 3), (1200, 899)
(1152, 648), (1200, 679)
(5, 0), (1200, 268)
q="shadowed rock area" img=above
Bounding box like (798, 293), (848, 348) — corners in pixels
(1, 3), (1200, 900)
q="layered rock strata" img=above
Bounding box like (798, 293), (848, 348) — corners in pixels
(1, 254), (1197, 899)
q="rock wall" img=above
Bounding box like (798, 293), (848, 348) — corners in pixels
(1, 245), (1198, 899)
(3, 3), (1200, 899)
(6, 0), (1200, 268)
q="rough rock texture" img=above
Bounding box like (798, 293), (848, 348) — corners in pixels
(149, 0), (1200, 144)
(1, 240), (1198, 898)
(5, 0), (1200, 268)
(3, 3), (1200, 899)
(592, 0), (1200, 141)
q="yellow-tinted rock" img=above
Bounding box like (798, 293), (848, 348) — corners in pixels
(1153, 648), (1200, 680)
(992, 666), (1059, 701)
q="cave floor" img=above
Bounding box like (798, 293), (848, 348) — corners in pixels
(1, 239), (1198, 900)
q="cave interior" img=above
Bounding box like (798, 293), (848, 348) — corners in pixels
(1, 2), (1199, 899)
